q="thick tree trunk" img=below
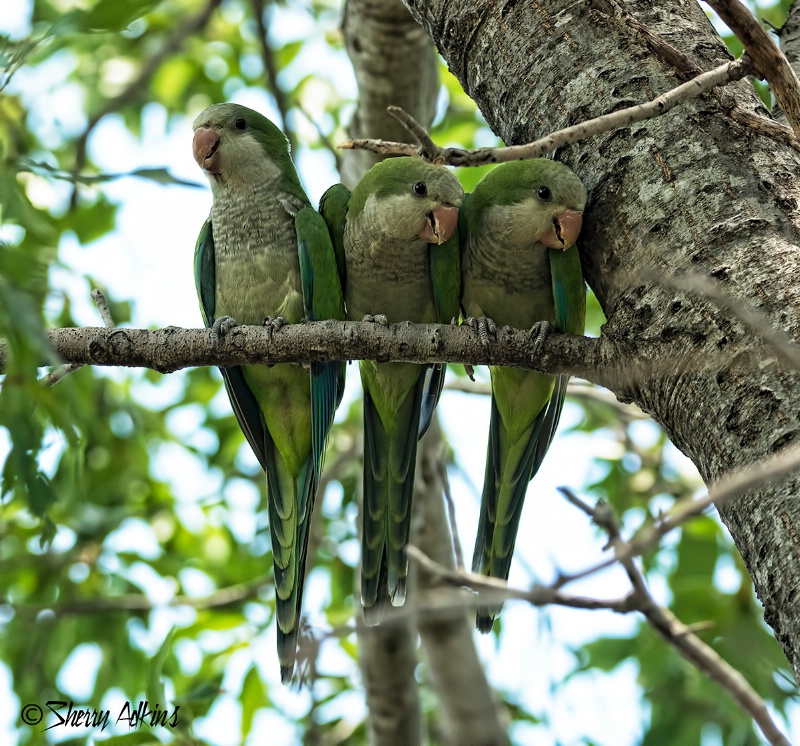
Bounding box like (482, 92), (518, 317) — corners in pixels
(403, 0), (800, 681)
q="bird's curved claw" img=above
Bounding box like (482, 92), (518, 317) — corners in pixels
(467, 316), (496, 350)
(211, 315), (238, 354)
(528, 320), (552, 357)
(263, 315), (287, 339)
(362, 313), (389, 327)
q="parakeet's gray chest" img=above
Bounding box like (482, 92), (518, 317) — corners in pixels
(344, 232), (435, 324)
(462, 232), (554, 327)
(211, 185), (304, 325)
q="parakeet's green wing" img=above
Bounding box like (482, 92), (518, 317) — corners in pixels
(194, 219), (268, 471)
(419, 221), (461, 438)
(530, 244), (586, 471)
(318, 183), (350, 288)
(295, 205), (347, 471)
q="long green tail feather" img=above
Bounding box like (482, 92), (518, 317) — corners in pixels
(360, 372), (426, 619)
(473, 395), (549, 633)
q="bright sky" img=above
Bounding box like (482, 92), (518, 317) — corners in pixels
(2, 1), (798, 744)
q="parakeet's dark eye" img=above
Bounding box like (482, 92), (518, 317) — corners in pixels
(235, 118), (247, 130)
(537, 186), (551, 201)
(413, 182), (427, 196)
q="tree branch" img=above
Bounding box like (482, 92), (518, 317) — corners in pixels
(339, 56), (772, 164)
(11, 321), (605, 382)
(706, 0), (800, 139)
(11, 578), (267, 616)
(554, 441), (800, 589)
(248, 0), (296, 152)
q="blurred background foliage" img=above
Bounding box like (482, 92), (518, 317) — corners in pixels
(0, 0), (797, 744)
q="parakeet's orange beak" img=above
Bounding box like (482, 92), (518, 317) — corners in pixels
(193, 127), (222, 174)
(538, 208), (583, 249)
(418, 204), (458, 245)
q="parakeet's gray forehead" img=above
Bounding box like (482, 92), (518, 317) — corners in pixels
(351, 156), (464, 210)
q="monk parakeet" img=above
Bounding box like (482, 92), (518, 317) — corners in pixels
(320, 157), (463, 618)
(461, 158), (587, 633)
(192, 103), (345, 681)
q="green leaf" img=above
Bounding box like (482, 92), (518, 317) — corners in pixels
(240, 664), (267, 738)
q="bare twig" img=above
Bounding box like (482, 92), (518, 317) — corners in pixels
(340, 57), (756, 165)
(39, 364), (83, 386)
(706, 0), (800, 140)
(249, 0), (296, 153)
(386, 106), (441, 161)
(40, 288), (117, 386)
(445, 377), (649, 421)
(559, 488), (791, 746)
(555, 441), (800, 588)
(407, 545), (635, 614)
(12, 578), (267, 616)
(90, 288), (116, 328)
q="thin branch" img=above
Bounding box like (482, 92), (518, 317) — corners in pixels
(40, 288), (116, 386)
(386, 106), (440, 160)
(11, 578), (267, 616)
(340, 57), (759, 165)
(706, 0), (800, 139)
(407, 546), (635, 613)
(559, 488), (791, 746)
(445, 377), (649, 421)
(90, 288), (116, 328)
(248, 0), (296, 153)
(554, 441), (800, 588)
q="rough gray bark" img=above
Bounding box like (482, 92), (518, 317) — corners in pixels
(22, 322), (597, 378)
(340, 0), (439, 187)
(357, 614), (423, 745)
(402, 0), (800, 681)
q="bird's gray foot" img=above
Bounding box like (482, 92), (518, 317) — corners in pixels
(466, 316), (496, 349)
(528, 320), (552, 357)
(362, 313), (389, 326)
(263, 315), (287, 339)
(211, 315), (238, 353)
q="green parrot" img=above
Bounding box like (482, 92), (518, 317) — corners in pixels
(320, 157), (463, 619)
(460, 158), (587, 633)
(192, 103), (345, 681)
